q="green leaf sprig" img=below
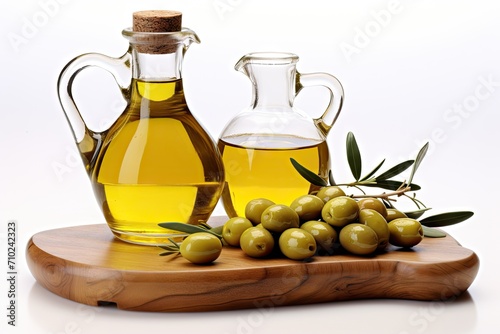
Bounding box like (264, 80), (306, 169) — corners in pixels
(291, 132), (473, 237)
(158, 238), (182, 256)
(157, 222), (223, 256)
(158, 222), (222, 239)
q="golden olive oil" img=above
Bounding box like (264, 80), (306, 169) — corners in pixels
(92, 79), (224, 245)
(218, 134), (330, 218)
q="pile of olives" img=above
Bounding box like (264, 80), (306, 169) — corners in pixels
(222, 186), (424, 261)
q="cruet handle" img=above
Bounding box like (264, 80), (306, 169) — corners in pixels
(57, 51), (131, 143)
(296, 72), (344, 136)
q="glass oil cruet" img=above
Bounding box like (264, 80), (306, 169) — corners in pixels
(57, 10), (225, 245)
(218, 52), (344, 218)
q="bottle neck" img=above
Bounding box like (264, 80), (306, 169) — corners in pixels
(248, 63), (297, 110)
(122, 27), (200, 82)
(130, 46), (184, 81)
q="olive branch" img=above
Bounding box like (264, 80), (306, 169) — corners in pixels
(291, 132), (473, 238)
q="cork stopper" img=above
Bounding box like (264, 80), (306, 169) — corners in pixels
(133, 10), (182, 32)
(132, 10), (182, 53)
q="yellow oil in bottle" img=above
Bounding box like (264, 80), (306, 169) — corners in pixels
(218, 134), (330, 218)
(92, 79), (224, 245)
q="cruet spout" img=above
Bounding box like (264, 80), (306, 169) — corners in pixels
(179, 28), (200, 50)
(234, 54), (248, 73)
(234, 52), (296, 79)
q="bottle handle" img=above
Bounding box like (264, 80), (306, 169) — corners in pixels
(296, 71), (344, 136)
(57, 51), (131, 143)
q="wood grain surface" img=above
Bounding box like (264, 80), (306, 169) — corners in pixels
(26, 218), (479, 312)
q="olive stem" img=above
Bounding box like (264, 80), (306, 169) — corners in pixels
(340, 180), (377, 187)
(349, 185), (367, 195)
(349, 186), (412, 201)
(404, 193), (427, 209)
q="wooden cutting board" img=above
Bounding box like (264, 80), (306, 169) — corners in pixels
(26, 217), (479, 312)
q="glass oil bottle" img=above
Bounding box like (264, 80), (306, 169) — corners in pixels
(58, 11), (225, 245)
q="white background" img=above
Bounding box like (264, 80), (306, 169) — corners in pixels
(1, 0), (500, 333)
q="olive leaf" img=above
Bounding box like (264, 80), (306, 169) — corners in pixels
(363, 180), (421, 191)
(346, 132), (362, 181)
(198, 222), (225, 235)
(328, 170), (337, 186)
(158, 222), (222, 239)
(159, 245), (178, 253)
(158, 238), (181, 256)
(198, 222), (212, 230)
(407, 142), (429, 186)
(422, 226), (447, 238)
(420, 211), (474, 227)
(210, 225), (224, 236)
(359, 159), (385, 182)
(404, 207), (432, 219)
(290, 158), (327, 187)
(159, 251), (179, 256)
(375, 160), (414, 181)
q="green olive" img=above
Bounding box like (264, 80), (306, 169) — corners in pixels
(300, 220), (337, 253)
(261, 204), (300, 233)
(245, 198), (275, 225)
(321, 196), (359, 228)
(357, 197), (388, 218)
(385, 208), (408, 222)
(279, 228), (317, 260)
(316, 186), (346, 203)
(239, 227), (275, 258)
(179, 232), (223, 264)
(388, 218), (424, 248)
(339, 223), (378, 255)
(290, 194), (324, 221)
(222, 217), (253, 247)
(358, 209), (390, 250)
